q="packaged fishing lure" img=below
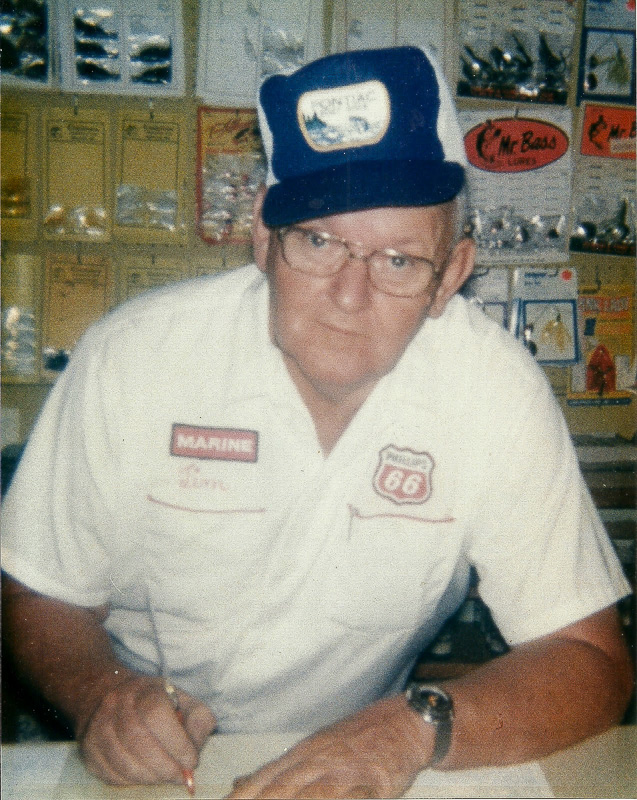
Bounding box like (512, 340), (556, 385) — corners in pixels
(456, 0), (577, 104)
(1, 0), (52, 86)
(56, 0), (185, 95)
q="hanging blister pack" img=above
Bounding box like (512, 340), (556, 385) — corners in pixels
(460, 108), (573, 265)
(1, 0), (52, 87)
(569, 280), (635, 405)
(329, 0), (446, 57)
(56, 0), (185, 95)
(196, 0), (324, 107)
(570, 105), (635, 258)
(196, 108), (266, 244)
(1, 253), (39, 380)
(456, 0), (577, 104)
(511, 267), (580, 366)
(577, 0), (635, 105)
(461, 267), (510, 328)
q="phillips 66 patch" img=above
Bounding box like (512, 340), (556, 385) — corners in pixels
(373, 445), (434, 505)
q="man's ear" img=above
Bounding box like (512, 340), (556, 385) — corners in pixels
(428, 237), (476, 318)
(252, 185), (271, 273)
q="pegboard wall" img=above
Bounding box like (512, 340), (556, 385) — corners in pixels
(2, 0), (635, 442)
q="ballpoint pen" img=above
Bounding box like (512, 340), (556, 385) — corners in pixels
(147, 587), (196, 797)
(164, 682), (196, 797)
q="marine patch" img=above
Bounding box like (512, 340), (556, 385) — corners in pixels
(373, 445), (434, 505)
(171, 424), (258, 462)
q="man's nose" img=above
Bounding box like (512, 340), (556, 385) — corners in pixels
(329, 252), (372, 311)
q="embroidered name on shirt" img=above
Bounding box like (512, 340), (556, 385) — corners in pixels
(373, 445), (434, 504)
(171, 425), (258, 462)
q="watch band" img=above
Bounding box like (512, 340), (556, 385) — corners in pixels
(405, 682), (454, 766)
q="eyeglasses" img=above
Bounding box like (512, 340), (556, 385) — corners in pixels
(275, 225), (443, 298)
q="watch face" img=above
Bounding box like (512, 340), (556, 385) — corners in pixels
(408, 685), (453, 722)
(421, 689), (453, 721)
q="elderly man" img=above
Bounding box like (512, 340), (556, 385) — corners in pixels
(2, 46), (632, 799)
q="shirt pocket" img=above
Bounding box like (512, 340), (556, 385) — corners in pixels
(142, 490), (273, 628)
(322, 506), (462, 631)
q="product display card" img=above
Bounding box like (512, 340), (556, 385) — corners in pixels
(461, 267), (510, 328)
(569, 104), (635, 257)
(460, 108), (573, 265)
(114, 111), (186, 244)
(197, 107), (266, 244)
(2, 0), (53, 87)
(55, 0), (185, 96)
(456, 0), (577, 104)
(1, 103), (38, 242)
(191, 246), (255, 277)
(43, 107), (111, 241)
(570, 155), (635, 258)
(577, 0), (636, 105)
(330, 0), (446, 62)
(196, 0), (325, 107)
(568, 283), (634, 406)
(1, 252), (40, 381)
(118, 254), (189, 302)
(511, 267), (580, 366)
(42, 252), (113, 377)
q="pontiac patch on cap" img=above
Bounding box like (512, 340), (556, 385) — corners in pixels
(297, 80), (391, 152)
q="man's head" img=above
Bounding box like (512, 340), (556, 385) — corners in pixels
(257, 45), (467, 227)
(252, 46), (475, 405)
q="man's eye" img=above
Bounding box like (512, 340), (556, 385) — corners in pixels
(305, 231), (331, 249)
(387, 253), (413, 270)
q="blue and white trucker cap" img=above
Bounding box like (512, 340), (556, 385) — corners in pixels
(258, 45), (467, 227)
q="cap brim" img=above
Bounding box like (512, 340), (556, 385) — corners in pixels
(262, 159), (465, 227)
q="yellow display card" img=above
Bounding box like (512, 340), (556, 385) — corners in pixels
(42, 252), (113, 378)
(568, 284), (635, 406)
(114, 112), (187, 244)
(119, 254), (189, 302)
(1, 104), (38, 241)
(43, 108), (111, 241)
(1, 252), (40, 381)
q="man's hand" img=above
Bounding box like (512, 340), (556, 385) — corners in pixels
(78, 675), (216, 787)
(225, 695), (431, 799)
(2, 576), (217, 788)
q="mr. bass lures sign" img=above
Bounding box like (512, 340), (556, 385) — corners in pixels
(464, 117), (569, 173)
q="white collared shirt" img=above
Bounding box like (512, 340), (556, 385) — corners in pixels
(2, 265), (629, 733)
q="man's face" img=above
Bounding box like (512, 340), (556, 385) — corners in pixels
(256, 202), (473, 403)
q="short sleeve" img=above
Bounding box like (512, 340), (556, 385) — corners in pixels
(466, 377), (630, 646)
(1, 323), (132, 607)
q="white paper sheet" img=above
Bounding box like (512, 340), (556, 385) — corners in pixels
(43, 733), (553, 799)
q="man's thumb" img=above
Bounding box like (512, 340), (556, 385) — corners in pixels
(184, 701), (217, 748)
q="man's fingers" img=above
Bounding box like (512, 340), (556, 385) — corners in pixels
(180, 695), (217, 748)
(349, 787), (376, 799)
(228, 774), (377, 799)
(82, 721), (184, 787)
(80, 678), (205, 787)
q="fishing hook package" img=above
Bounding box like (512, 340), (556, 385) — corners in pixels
(570, 109), (635, 258)
(196, 108), (266, 244)
(577, 0), (635, 105)
(460, 107), (573, 265)
(510, 267), (580, 366)
(1, 0), (52, 86)
(456, 0), (577, 104)
(55, 0), (185, 95)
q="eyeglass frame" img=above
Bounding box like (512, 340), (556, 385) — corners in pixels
(274, 224), (446, 298)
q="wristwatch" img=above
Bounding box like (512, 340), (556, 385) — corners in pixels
(405, 682), (454, 766)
